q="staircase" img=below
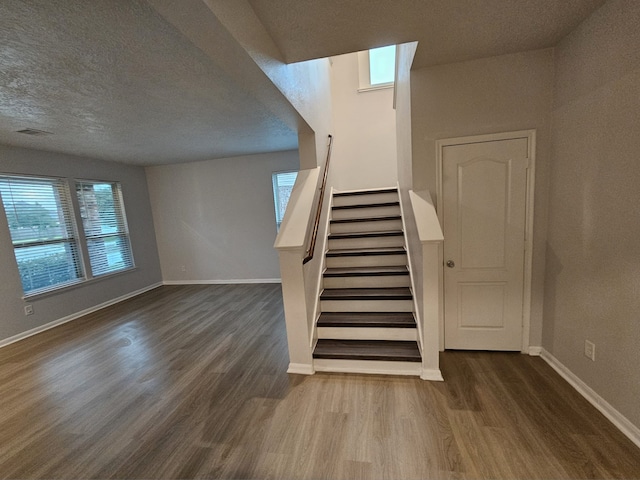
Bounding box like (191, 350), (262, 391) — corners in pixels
(313, 188), (422, 376)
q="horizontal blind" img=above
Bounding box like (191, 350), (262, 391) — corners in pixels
(76, 181), (134, 276)
(272, 171), (298, 230)
(0, 175), (83, 294)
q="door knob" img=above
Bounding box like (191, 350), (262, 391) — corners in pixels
(446, 260), (455, 268)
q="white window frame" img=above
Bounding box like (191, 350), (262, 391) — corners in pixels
(357, 45), (397, 92)
(75, 180), (135, 279)
(0, 174), (136, 299)
(272, 170), (298, 232)
(0, 175), (85, 297)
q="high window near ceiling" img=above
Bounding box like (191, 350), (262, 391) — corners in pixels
(357, 45), (397, 92)
(0, 175), (134, 297)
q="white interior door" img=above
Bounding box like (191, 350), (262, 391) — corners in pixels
(442, 137), (528, 350)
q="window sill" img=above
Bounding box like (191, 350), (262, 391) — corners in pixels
(357, 82), (394, 93)
(22, 266), (138, 301)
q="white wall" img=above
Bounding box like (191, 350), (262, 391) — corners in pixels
(202, 0), (333, 171)
(543, 0), (640, 429)
(0, 145), (162, 344)
(146, 150), (299, 282)
(409, 48), (554, 348)
(329, 52), (398, 191)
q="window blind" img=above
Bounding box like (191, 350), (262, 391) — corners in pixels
(272, 171), (298, 230)
(76, 181), (134, 277)
(0, 176), (83, 295)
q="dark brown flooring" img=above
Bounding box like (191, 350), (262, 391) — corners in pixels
(0, 284), (638, 479)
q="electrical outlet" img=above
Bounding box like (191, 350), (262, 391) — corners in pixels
(24, 305), (34, 316)
(584, 340), (596, 361)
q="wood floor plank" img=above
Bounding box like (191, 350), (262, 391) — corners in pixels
(0, 284), (638, 479)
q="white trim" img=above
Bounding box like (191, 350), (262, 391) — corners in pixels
(287, 363), (315, 375)
(314, 358), (421, 376)
(540, 349), (640, 450)
(421, 369), (445, 381)
(0, 282), (162, 349)
(435, 130), (536, 353)
(163, 279), (281, 285)
(397, 182), (424, 350)
(309, 187), (333, 348)
(528, 346), (542, 356)
(357, 84), (394, 93)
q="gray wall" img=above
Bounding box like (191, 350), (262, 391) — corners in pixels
(544, 0), (640, 428)
(146, 150), (299, 282)
(409, 48), (554, 348)
(0, 145), (162, 343)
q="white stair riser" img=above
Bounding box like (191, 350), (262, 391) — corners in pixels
(321, 299), (413, 312)
(317, 327), (417, 341)
(325, 255), (407, 268)
(313, 359), (421, 376)
(328, 235), (405, 250)
(330, 219), (402, 234)
(331, 205), (400, 220)
(333, 192), (399, 208)
(323, 275), (410, 289)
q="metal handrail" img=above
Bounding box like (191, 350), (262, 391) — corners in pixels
(302, 134), (333, 264)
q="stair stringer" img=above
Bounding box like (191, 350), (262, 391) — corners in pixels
(309, 187), (334, 351)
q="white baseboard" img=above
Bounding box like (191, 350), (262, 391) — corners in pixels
(163, 278), (281, 285)
(314, 359), (422, 377)
(421, 369), (444, 381)
(0, 282), (163, 350)
(540, 348), (640, 450)
(287, 363), (315, 375)
(528, 346), (542, 356)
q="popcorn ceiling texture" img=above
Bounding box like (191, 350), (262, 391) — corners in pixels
(0, 0), (298, 165)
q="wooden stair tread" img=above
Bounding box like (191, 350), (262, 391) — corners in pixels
(313, 339), (421, 362)
(321, 287), (412, 301)
(333, 188), (398, 198)
(324, 266), (408, 277)
(328, 230), (404, 240)
(332, 201), (400, 210)
(330, 215), (400, 224)
(318, 312), (416, 328)
(326, 246), (406, 257)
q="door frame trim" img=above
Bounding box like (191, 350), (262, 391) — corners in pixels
(435, 130), (536, 353)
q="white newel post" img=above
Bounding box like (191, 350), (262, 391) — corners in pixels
(421, 241), (444, 381)
(274, 167), (322, 376)
(409, 190), (445, 381)
(278, 249), (314, 374)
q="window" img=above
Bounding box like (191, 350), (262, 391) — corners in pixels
(357, 45), (397, 91)
(0, 175), (135, 297)
(76, 181), (133, 276)
(272, 171), (298, 231)
(0, 176), (83, 295)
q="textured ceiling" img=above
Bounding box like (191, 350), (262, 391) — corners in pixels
(249, 0), (607, 67)
(0, 0), (607, 166)
(0, 0), (298, 166)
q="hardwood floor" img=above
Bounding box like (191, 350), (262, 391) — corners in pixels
(0, 284), (638, 479)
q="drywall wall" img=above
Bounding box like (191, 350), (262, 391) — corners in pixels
(146, 150), (299, 282)
(329, 52), (398, 191)
(543, 0), (640, 429)
(0, 145), (162, 343)
(410, 48), (554, 347)
(201, 0), (333, 171)
(394, 42), (425, 324)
